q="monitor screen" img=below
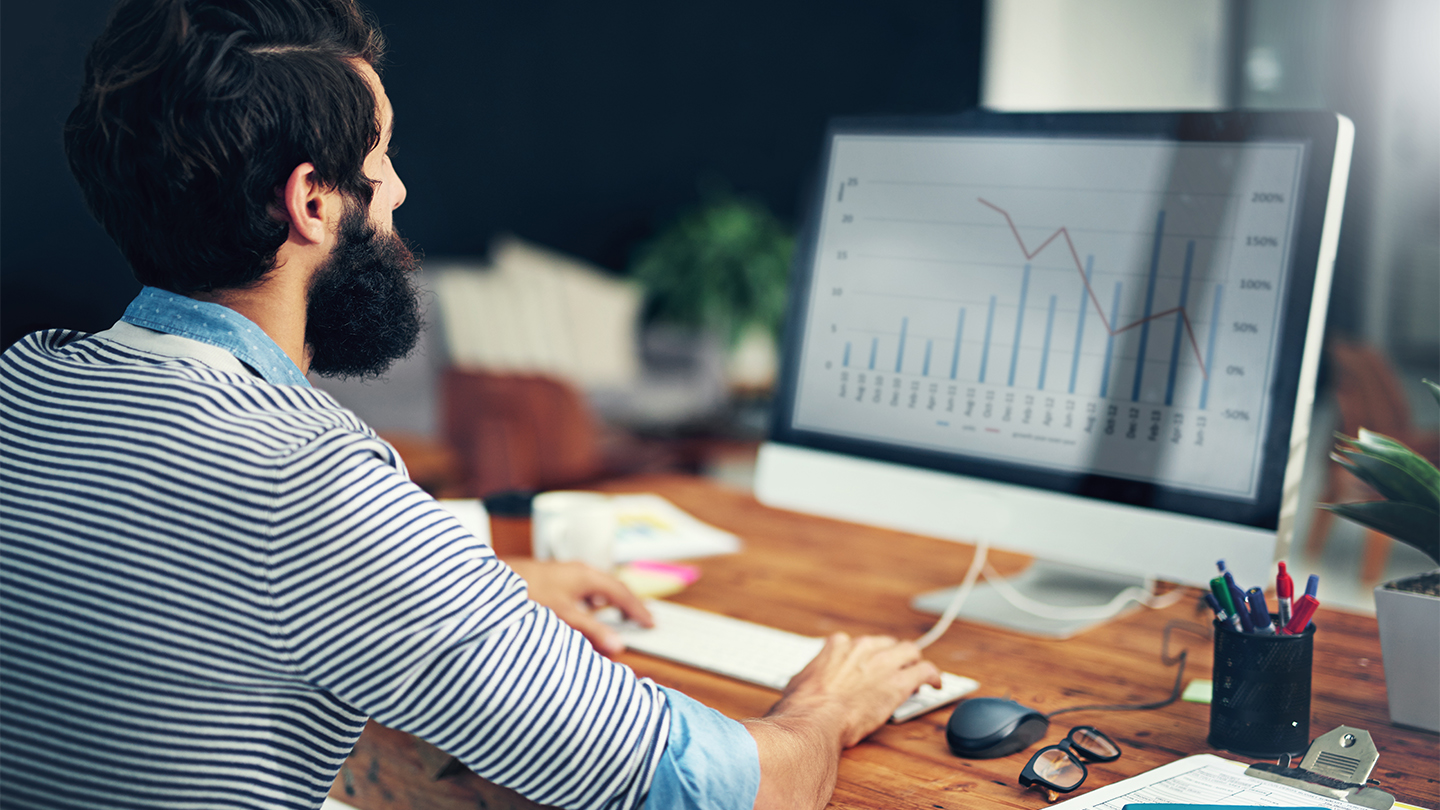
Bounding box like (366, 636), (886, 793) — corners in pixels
(760, 112), (1352, 597)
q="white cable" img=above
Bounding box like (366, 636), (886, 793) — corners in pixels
(915, 550), (1185, 646)
(980, 563), (1185, 621)
(914, 540), (988, 649)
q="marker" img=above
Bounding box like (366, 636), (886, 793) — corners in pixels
(1224, 572), (1254, 633)
(1247, 587), (1275, 634)
(1210, 577), (1237, 617)
(1305, 574), (1319, 599)
(1285, 594), (1319, 634)
(1216, 559), (1227, 574)
(1276, 562), (1294, 627)
(1205, 592), (1242, 632)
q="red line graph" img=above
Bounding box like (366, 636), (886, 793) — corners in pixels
(977, 198), (1209, 380)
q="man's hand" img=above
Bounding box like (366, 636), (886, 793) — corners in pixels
(503, 558), (652, 656)
(776, 633), (942, 747)
(745, 634), (940, 810)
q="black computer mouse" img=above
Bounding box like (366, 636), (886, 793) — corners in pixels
(945, 697), (1049, 759)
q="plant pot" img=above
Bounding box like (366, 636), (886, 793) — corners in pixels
(1373, 570), (1440, 733)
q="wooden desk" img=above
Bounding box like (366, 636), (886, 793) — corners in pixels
(331, 474), (1439, 809)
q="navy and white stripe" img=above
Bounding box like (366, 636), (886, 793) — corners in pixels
(0, 327), (671, 809)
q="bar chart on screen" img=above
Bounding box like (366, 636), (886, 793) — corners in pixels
(791, 134), (1306, 499)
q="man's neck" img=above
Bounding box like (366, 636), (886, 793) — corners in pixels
(191, 268), (312, 375)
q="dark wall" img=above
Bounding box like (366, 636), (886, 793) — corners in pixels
(1, 0), (985, 346)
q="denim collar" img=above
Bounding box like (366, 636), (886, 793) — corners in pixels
(120, 287), (310, 387)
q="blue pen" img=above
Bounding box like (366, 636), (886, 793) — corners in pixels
(1306, 574), (1319, 598)
(1216, 559), (1227, 574)
(1224, 572), (1254, 632)
(1247, 587), (1275, 634)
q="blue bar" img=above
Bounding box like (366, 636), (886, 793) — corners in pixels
(950, 309), (966, 380)
(1007, 264), (1032, 387)
(980, 296), (997, 382)
(896, 317), (908, 373)
(1131, 209), (1166, 402)
(1038, 294), (1057, 389)
(1069, 255), (1092, 394)
(1200, 285), (1224, 410)
(923, 340), (933, 376)
(1164, 240), (1196, 406)
(843, 341), (852, 368)
(868, 337), (877, 370)
(1101, 282), (1123, 398)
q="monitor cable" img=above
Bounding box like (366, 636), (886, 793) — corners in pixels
(915, 543), (1187, 649)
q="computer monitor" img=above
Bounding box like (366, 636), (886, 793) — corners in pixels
(756, 111), (1353, 637)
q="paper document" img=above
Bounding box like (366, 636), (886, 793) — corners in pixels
(1053, 754), (1425, 810)
(608, 494), (741, 562)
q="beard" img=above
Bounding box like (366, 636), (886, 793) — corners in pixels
(305, 204), (424, 379)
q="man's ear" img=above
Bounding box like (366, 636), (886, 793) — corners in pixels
(275, 163), (336, 246)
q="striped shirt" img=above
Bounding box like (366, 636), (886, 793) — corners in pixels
(0, 290), (758, 809)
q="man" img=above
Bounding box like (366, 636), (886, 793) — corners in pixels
(0, 1), (940, 808)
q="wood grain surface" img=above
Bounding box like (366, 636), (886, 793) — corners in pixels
(332, 474), (1440, 809)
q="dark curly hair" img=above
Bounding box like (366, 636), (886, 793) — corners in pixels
(64, 0), (386, 293)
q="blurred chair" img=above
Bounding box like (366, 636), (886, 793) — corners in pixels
(441, 368), (686, 498)
(1307, 340), (1440, 582)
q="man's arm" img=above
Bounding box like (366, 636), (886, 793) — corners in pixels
(507, 559), (942, 810)
(746, 634), (941, 810)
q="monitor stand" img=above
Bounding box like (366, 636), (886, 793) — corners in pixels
(911, 560), (1147, 639)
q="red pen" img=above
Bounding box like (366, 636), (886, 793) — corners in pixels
(1284, 593), (1319, 634)
(1277, 561), (1294, 628)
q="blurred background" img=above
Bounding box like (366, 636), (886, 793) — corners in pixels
(4, 0), (1436, 608)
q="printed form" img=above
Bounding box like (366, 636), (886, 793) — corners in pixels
(1052, 754), (1425, 810)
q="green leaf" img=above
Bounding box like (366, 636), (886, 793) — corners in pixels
(1331, 448), (1440, 511)
(1320, 501), (1440, 564)
(1348, 428), (1440, 495)
(1425, 379), (1440, 409)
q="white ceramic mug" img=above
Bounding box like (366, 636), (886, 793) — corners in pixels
(531, 491), (617, 571)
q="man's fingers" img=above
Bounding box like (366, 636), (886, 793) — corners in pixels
(904, 659), (943, 691)
(577, 566), (653, 627)
(868, 638), (925, 670)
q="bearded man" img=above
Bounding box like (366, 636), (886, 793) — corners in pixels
(0, 1), (940, 808)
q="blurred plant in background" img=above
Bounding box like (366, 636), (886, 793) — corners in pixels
(629, 189), (794, 349)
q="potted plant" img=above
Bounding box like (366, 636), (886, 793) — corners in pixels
(1322, 379), (1440, 733)
(629, 188), (794, 392)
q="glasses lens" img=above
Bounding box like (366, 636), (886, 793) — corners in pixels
(1030, 749), (1085, 790)
(1071, 727), (1119, 759)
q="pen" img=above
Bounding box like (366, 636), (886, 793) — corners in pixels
(1216, 559), (1227, 574)
(1210, 576), (1236, 617)
(1247, 587), (1275, 634)
(1204, 592), (1242, 632)
(1305, 574), (1319, 599)
(1276, 561), (1294, 627)
(1224, 572), (1254, 633)
(1285, 594), (1319, 634)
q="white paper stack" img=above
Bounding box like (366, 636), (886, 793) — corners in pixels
(608, 493), (742, 562)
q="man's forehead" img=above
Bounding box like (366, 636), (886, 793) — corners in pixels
(352, 59), (393, 135)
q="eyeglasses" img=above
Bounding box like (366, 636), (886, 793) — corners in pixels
(1018, 726), (1121, 802)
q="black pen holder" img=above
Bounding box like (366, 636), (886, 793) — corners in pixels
(1208, 618), (1314, 758)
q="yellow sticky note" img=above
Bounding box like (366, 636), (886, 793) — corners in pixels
(1182, 679), (1213, 704)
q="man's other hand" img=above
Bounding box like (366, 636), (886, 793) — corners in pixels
(776, 633), (941, 748)
(745, 634), (940, 810)
(504, 559), (653, 656)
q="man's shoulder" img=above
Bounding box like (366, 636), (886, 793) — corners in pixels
(3, 327), (378, 453)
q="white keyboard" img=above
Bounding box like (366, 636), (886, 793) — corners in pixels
(602, 600), (978, 723)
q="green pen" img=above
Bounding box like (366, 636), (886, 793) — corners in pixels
(1210, 576), (1236, 617)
